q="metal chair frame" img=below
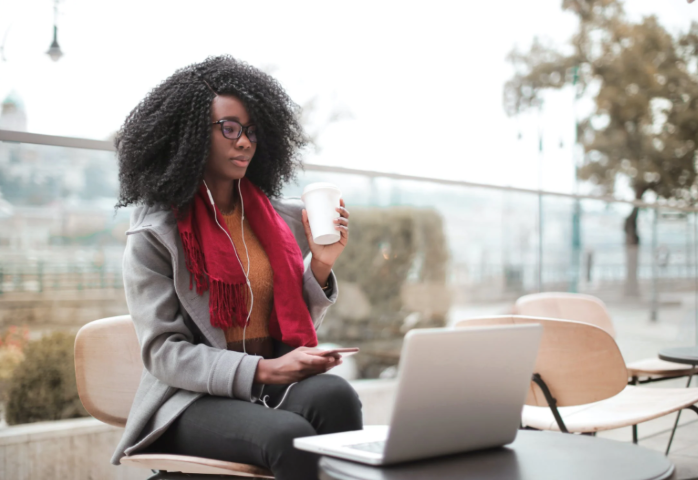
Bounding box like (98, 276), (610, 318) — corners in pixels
(534, 371), (698, 455)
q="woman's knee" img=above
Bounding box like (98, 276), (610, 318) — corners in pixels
(261, 413), (318, 478)
(296, 374), (363, 431)
(265, 412), (317, 453)
(324, 374), (362, 406)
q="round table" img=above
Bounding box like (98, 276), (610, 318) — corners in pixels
(318, 430), (675, 480)
(659, 346), (698, 366)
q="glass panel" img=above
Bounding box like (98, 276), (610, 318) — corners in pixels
(540, 195), (576, 292)
(577, 199), (630, 295)
(0, 140), (130, 337)
(571, 200), (695, 363)
(286, 173), (545, 377)
(1, 138), (697, 380)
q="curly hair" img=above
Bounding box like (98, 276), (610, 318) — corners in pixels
(115, 55), (307, 214)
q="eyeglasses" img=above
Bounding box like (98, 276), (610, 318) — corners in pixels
(211, 119), (258, 143)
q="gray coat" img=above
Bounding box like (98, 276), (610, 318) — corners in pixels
(111, 197), (338, 465)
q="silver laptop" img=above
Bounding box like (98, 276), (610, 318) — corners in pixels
(294, 324), (542, 465)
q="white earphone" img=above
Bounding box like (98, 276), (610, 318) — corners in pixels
(202, 179), (297, 409)
(203, 179), (254, 354)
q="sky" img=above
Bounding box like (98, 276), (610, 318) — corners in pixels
(0, 0), (696, 197)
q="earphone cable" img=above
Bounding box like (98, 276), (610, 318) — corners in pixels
(203, 180), (297, 411)
(238, 179), (254, 354)
(202, 180), (254, 354)
(261, 382), (299, 410)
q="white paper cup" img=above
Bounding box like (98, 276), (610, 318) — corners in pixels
(301, 182), (342, 245)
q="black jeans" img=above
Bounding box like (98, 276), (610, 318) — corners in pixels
(142, 374), (363, 480)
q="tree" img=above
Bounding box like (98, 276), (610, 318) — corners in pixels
(298, 95), (353, 154)
(259, 64), (353, 154)
(504, 0), (698, 296)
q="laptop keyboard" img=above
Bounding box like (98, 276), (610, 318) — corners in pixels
(345, 440), (386, 454)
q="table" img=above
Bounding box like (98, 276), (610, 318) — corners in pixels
(659, 346), (698, 366)
(318, 430), (675, 480)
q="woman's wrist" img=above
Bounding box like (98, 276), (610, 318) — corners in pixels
(310, 258), (332, 288)
(254, 359), (272, 384)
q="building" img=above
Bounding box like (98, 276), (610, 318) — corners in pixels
(0, 91), (27, 132)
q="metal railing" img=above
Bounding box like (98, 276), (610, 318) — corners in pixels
(0, 263), (123, 293)
(2, 129), (698, 333)
(3, 129), (698, 213)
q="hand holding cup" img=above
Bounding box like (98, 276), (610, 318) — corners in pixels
(301, 182), (349, 272)
(301, 183), (343, 245)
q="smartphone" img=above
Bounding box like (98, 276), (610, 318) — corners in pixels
(314, 347), (359, 358)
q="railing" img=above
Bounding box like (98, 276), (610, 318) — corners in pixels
(0, 263), (124, 293)
(1, 129), (697, 344)
(2, 129), (697, 211)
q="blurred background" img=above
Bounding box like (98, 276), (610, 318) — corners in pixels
(1, 0), (698, 476)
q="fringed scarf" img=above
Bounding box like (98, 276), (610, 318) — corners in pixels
(175, 178), (318, 348)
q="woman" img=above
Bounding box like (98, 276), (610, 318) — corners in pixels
(111, 55), (362, 480)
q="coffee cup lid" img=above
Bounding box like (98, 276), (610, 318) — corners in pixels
(301, 182), (342, 199)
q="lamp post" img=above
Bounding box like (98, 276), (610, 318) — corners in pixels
(0, 26), (10, 62)
(570, 65), (582, 293)
(46, 0), (63, 62)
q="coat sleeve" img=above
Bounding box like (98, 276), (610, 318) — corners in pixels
(123, 229), (261, 401)
(303, 263), (338, 330)
(279, 197), (339, 330)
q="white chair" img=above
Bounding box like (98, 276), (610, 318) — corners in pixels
(455, 315), (698, 454)
(74, 315), (274, 479)
(514, 292), (698, 383)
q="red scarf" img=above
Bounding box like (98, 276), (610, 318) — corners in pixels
(176, 178), (318, 348)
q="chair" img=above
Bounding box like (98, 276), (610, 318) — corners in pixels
(74, 315), (274, 479)
(454, 315), (698, 454)
(514, 292), (698, 383)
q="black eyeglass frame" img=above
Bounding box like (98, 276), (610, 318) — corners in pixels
(211, 119), (258, 143)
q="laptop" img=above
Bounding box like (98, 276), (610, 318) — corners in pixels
(294, 324), (543, 465)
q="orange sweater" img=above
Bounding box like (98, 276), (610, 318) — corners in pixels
(221, 206), (275, 358)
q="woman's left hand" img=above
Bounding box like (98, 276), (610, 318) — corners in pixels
(302, 198), (349, 271)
